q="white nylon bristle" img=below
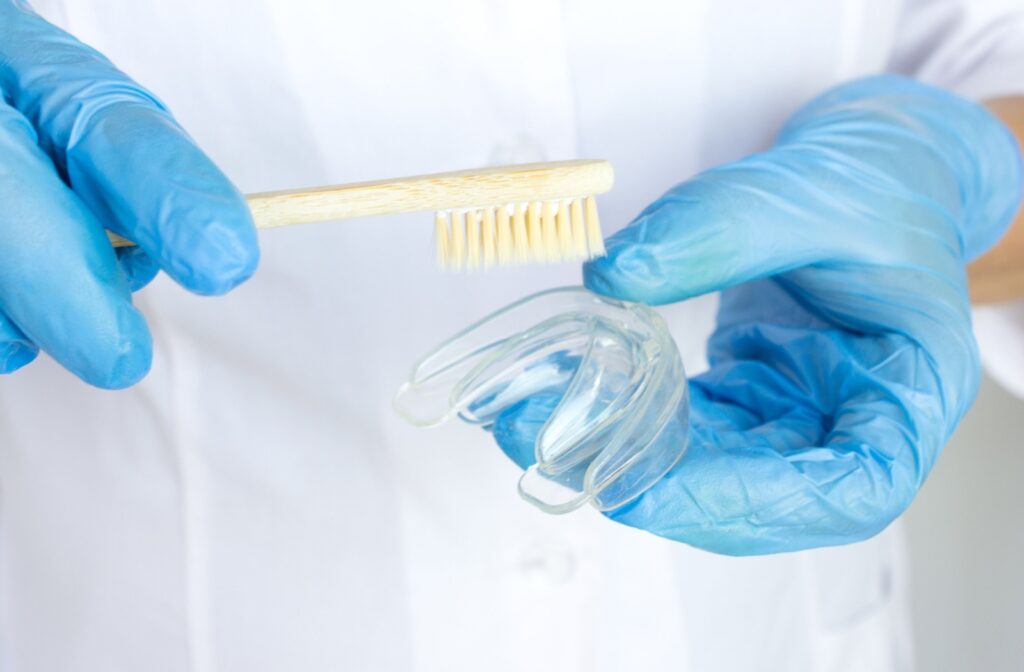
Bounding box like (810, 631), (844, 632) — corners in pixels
(434, 197), (606, 270)
(527, 202), (543, 260)
(584, 196), (604, 256)
(496, 206), (513, 265)
(465, 209), (480, 269)
(570, 197), (587, 257)
(541, 201), (558, 261)
(450, 210), (466, 270)
(434, 211), (450, 266)
(512, 203), (529, 261)
(556, 200), (572, 257)
(481, 207), (496, 267)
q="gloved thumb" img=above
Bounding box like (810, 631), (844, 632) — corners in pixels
(584, 158), (843, 305)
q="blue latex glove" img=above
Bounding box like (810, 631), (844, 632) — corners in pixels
(492, 75), (1023, 554)
(0, 1), (258, 388)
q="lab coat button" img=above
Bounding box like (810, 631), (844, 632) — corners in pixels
(489, 134), (548, 165)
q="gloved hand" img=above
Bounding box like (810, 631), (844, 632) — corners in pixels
(0, 1), (258, 388)
(491, 75), (1023, 554)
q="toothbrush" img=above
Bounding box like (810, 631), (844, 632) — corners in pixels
(109, 159), (614, 270)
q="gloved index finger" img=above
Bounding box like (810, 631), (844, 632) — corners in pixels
(0, 1), (258, 296)
(583, 163), (842, 305)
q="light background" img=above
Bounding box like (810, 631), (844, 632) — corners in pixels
(905, 375), (1024, 671)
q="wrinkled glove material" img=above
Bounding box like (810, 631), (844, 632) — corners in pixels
(492, 75), (1023, 554)
(0, 0), (258, 387)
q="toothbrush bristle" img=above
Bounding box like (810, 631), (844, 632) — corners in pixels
(584, 196), (605, 257)
(434, 197), (605, 270)
(481, 207), (497, 267)
(465, 208), (481, 269)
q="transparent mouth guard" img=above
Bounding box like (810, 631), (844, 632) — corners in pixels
(393, 287), (690, 514)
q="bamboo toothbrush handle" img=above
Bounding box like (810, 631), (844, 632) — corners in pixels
(245, 159), (613, 228)
(106, 159), (613, 248)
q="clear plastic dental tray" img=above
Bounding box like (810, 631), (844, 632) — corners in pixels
(393, 287), (689, 514)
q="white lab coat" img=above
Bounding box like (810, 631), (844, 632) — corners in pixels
(1, 1), (1023, 670)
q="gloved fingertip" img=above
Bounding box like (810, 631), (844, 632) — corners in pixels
(582, 204), (683, 304)
(0, 342), (39, 374)
(584, 242), (666, 302)
(91, 338), (152, 389)
(492, 392), (563, 470)
(117, 245), (161, 292)
(176, 219), (260, 297)
(77, 303), (153, 389)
